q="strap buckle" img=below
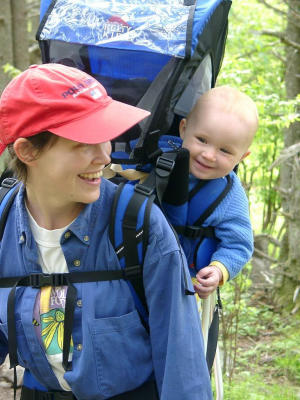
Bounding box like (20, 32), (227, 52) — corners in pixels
(155, 155), (175, 178)
(1, 177), (18, 188)
(184, 225), (204, 239)
(123, 265), (142, 279)
(135, 183), (154, 196)
(29, 273), (66, 288)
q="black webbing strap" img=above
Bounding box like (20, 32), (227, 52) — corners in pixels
(154, 152), (177, 206)
(121, 184), (156, 321)
(194, 174), (232, 226)
(0, 178), (20, 241)
(21, 379), (158, 400)
(206, 288), (222, 374)
(175, 175), (232, 242)
(3, 268), (142, 375)
(174, 225), (216, 239)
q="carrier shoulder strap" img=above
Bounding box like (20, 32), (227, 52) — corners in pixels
(109, 182), (157, 327)
(0, 178), (20, 240)
(175, 174), (232, 240)
(191, 174), (232, 226)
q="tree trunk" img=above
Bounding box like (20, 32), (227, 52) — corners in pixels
(277, 0), (300, 310)
(0, 0), (29, 93)
(0, 2), (14, 91)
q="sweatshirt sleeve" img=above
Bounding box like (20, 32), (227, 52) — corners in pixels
(209, 172), (254, 280)
(143, 205), (212, 400)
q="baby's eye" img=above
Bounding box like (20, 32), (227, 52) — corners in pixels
(197, 137), (207, 144)
(220, 148), (231, 154)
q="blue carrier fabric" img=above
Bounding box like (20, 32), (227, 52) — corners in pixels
(37, 0), (232, 147)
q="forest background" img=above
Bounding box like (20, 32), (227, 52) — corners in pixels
(0, 1), (299, 399)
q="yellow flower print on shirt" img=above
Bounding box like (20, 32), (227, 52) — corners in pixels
(40, 286), (74, 356)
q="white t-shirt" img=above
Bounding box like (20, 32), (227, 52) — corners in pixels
(27, 208), (72, 391)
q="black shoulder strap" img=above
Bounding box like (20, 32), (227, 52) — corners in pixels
(193, 174), (232, 227)
(0, 178), (20, 241)
(109, 181), (156, 329)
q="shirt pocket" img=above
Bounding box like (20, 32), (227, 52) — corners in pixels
(90, 309), (152, 398)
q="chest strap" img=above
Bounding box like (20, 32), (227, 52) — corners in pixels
(1, 267), (142, 378)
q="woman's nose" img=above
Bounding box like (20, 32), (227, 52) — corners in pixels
(92, 142), (111, 165)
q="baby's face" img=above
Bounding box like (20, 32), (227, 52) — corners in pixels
(180, 107), (251, 180)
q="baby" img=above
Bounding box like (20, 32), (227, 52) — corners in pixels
(179, 86), (258, 297)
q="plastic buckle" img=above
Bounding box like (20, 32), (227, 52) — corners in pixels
(52, 273), (66, 286)
(156, 155), (175, 178)
(135, 183), (154, 196)
(1, 177), (18, 188)
(123, 265), (142, 279)
(185, 226), (203, 239)
(29, 273), (66, 288)
(29, 274), (51, 288)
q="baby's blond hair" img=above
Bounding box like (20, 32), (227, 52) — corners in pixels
(187, 86), (258, 147)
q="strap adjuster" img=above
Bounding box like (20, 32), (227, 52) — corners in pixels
(156, 155), (175, 178)
(185, 225), (204, 239)
(1, 178), (18, 188)
(29, 273), (66, 288)
(135, 183), (154, 196)
(122, 265), (142, 279)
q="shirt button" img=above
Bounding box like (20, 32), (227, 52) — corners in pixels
(19, 235), (25, 243)
(77, 299), (82, 307)
(73, 260), (81, 267)
(76, 344), (82, 351)
(64, 231), (71, 239)
(83, 235), (89, 242)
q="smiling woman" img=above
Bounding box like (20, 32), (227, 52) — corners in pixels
(0, 63), (212, 400)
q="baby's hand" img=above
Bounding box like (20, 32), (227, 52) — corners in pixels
(192, 266), (223, 299)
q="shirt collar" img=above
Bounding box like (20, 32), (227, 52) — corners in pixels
(15, 179), (111, 245)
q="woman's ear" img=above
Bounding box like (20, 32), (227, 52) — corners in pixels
(13, 138), (38, 165)
(179, 118), (187, 140)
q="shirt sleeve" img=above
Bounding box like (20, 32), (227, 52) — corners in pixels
(210, 173), (254, 280)
(0, 329), (8, 365)
(143, 206), (212, 400)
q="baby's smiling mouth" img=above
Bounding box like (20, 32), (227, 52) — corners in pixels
(196, 160), (214, 169)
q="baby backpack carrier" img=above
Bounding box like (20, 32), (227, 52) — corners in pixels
(37, 0), (232, 154)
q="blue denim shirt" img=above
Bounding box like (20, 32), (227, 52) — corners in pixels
(0, 179), (212, 400)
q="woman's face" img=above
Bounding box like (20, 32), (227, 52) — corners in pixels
(26, 136), (111, 210)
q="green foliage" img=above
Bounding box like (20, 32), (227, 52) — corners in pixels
(2, 64), (21, 79)
(217, 0), (299, 235)
(220, 275), (300, 399)
(223, 374), (299, 400)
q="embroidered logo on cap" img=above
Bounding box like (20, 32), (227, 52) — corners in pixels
(62, 78), (99, 99)
(89, 88), (102, 99)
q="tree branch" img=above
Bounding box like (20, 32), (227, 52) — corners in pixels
(253, 247), (278, 263)
(260, 30), (300, 51)
(256, 0), (287, 17)
(270, 142), (300, 169)
(254, 233), (281, 247)
(257, 0), (300, 24)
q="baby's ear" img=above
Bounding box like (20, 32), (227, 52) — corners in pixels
(179, 118), (187, 140)
(13, 138), (38, 164)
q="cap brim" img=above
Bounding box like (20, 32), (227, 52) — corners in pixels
(50, 100), (150, 144)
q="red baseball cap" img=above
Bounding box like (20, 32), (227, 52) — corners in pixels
(0, 63), (150, 155)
